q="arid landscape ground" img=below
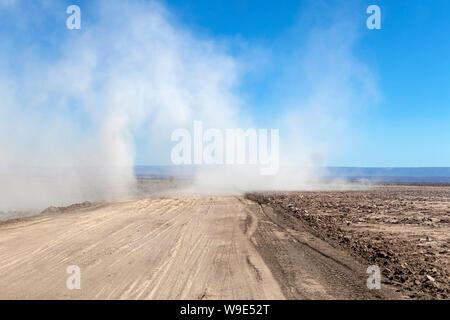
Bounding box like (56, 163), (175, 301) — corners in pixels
(0, 182), (448, 299)
(247, 184), (450, 299)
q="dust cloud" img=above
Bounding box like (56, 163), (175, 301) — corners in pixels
(0, 0), (378, 211)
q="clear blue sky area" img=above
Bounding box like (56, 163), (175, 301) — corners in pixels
(164, 0), (450, 167)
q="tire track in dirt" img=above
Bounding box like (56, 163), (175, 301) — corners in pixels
(0, 196), (284, 299)
(247, 201), (403, 299)
(0, 195), (403, 299)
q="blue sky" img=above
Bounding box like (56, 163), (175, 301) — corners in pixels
(163, 0), (450, 167)
(1, 0), (449, 167)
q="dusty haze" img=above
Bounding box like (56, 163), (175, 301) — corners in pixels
(0, 0), (378, 211)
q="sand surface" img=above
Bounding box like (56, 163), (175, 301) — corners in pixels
(0, 195), (400, 299)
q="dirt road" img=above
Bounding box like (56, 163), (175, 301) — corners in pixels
(0, 196), (400, 299)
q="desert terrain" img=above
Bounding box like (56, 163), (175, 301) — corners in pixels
(0, 183), (447, 299)
(248, 184), (450, 299)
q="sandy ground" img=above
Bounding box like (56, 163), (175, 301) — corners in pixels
(0, 195), (400, 299)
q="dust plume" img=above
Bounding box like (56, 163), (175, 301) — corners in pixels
(0, 0), (378, 211)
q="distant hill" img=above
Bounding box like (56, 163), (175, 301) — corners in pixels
(134, 166), (450, 183)
(323, 167), (450, 183)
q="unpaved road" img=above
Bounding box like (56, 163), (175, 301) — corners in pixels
(0, 196), (400, 299)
